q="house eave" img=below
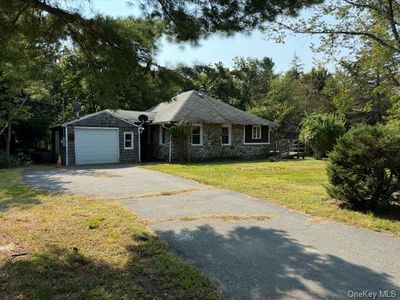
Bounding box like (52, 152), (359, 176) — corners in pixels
(60, 110), (140, 128)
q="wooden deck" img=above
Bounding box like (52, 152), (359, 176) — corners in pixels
(269, 139), (306, 159)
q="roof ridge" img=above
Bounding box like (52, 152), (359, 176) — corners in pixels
(169, 90), (195, 122)
(201, 94), (233, 123)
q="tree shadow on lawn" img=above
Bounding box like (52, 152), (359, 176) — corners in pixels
(373, 206), (400, 222)
(0, 234), (217, 300)
(337, 201), (400, 222)
(157, 225), (399, 299)
(1, 167), (118, 212)
(0, 180), (42, 213)
(1, 167), (109, 213)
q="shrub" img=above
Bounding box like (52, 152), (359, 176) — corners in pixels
(327, 124), (400, 211)
(0, 153), (19, 169)
(169, 120), (191, 163)
(0, 152), (30, 169)
(299, 113), (345, 159)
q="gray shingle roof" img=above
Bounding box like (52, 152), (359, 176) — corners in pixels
(105, 109), (155, 123)
(61, 91), (273, 126)
(61, 109), (155, 126)
(148, 90), (273, 126)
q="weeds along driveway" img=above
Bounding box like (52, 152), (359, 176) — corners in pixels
(24, 165), (400, 300)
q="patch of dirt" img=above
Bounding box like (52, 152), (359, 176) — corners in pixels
(164, 214), (274, 223)
(0, 243), (16, 253)
(308, 217), (328, 224)
(116, 189), (198, 201)
(0, 243), (28, 261)
(89, 172), (122, 178)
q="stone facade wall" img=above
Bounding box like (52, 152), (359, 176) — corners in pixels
(63, 112), (139, 165)
(150, 123), (272, 162)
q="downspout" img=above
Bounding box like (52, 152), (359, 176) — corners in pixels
(169, 133), (172, 163)
(138, 127), (142, 163)
(138, 120), (145, 163)
(65, 125), (69, 166)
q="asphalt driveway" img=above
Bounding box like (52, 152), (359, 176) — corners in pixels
(24, 165), (400, 300)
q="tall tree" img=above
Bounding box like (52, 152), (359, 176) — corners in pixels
(264, 0), (400, 64)
(250, 72), (309, 139)
(232, 57), (275, 109)
(2, 0), (323, 67)
(263, 0), (400, 128)
(322, 43), (398, 125)
(174, 57), (275, 110)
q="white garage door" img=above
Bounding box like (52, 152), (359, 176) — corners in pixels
(75, 127), (119, 165)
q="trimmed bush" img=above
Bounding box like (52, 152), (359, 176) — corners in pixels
(299, 113), (345, 159)
(327, 124), (400, 211)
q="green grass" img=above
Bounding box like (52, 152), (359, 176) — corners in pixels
(143, 159), (400, 236)
(0, 168), (218, 299)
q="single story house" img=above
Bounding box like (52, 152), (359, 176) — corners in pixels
(52, 90), (274, 165)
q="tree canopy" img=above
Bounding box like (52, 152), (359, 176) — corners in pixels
(1, 0), (400, 156)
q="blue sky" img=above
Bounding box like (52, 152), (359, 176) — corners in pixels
(90, 0), (322, 72)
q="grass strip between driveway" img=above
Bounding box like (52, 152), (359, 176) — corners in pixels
(0, 168), (218, 299)
(142, 159), (400, 237)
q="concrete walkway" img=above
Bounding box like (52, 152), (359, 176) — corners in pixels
(24, 166), (400, 300)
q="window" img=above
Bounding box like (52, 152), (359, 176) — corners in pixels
(243, 125), (270, 144)
(159, 125), (167, 144)
(252, 125), (261, 139)
(124, 132), (134, 149)
(191, 124), (203, 145)
(222, 125), (231, 145)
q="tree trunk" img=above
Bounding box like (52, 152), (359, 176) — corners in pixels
(6, 115), (11, 156)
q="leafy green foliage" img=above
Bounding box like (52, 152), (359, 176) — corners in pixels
(327, 124), (400, 211)
(169, 120), (191, 162)
(251, 72), (308, 139)
(143, 0), (322, 42)
(1, 0), (399, 159)
(0, 153), (19, 169)
(264, 0), (400, 59)
(323, 45), (396, 126)
(175, 57), (274, 110)
(299, 113), (345, 159)
(262, 0), (400, 141)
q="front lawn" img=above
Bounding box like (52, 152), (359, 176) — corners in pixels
(143, 159), (400, 236)
(0, 169), (218, 299)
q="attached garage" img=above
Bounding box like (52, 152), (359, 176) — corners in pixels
(53, 110), (148, 166)
(74, 127), (119, 165)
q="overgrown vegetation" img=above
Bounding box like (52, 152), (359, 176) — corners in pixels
(169, 120), (191, 163)
(327, 124), (400, 212)
(0, 152), (30, 169)
(143, 160), (400, 236)
(299, 113), (345, 159)
(0, 153), (19, 169)
(0, 169), (218, 299)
